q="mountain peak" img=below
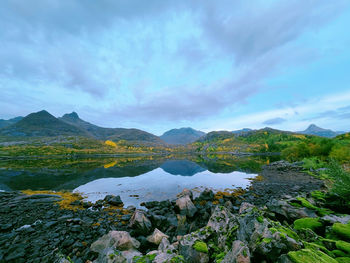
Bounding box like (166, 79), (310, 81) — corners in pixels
(160, 127), (205, 144)
(300, 124), (342, 138)
(62, 112), (80, 120)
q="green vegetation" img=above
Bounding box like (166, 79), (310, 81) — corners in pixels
(336, 241), (350, 254)
(333, 224), (350, 241)
(193, 241), (209, 253)
(293, 218), (323, 232)
(288, 249), (338, 263)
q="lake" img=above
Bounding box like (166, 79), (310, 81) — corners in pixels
(0, 155), (279, 207)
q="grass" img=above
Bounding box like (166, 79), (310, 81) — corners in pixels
(21, 190), (85, 211)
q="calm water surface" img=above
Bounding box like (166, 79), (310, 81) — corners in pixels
(0, 155), (279, 207)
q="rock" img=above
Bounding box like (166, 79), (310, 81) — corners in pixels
(239, 202), (255, 214)
(176, 195), (197, 217)
(177, 214), (187, 235)
(177, 189), (193, 199)
(207, 206), (237, 249)
(121, 249), (142, 262)
(198, 189), (214, 201)
(266, 199), (317, 221)
(322, 214), (350, 224)
(221, 240), (250, 263)
(104, 195), (123, 206)
(178, 228), (211, 263)
(91, 231), (140, 254)
(129, 210), (152, 235)
(147, 228), (169, 245)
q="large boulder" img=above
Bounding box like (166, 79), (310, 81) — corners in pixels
(147, 228), (169, 245)
(266, 199), (317, 222)
(235, 203), (301, 262)
(178, 227), (212, 263)
(207, 206), (237, 249)
(91, 231), (141, 263)
(129, 209), (152, 235)
(176, 189), (197, 217)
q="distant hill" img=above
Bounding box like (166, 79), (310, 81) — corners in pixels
(231, 128), (253, 135)
(0, 110), (87, 137)
(0, 116), (23, 128)
(299, 124), (343, 138)
(160, 127), (205, 145)
(60, 112), (163, 144)
(196, 130), (233, 142)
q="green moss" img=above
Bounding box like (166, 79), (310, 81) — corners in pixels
(262, 238), (273, 244)
(170, 255), (185, 263)
(311, 190), (326, 202)
(297, 197), (318, 210)
(269, 225), (299, 241)
(133, 254), (157, 263)
(337, 241), (350, 254)
(333, 223), (350, 241)
(193, 241), (209, 253)
(288, 249), (338, 263)
(294, 218), (323, 232)
(333, 250), (348, 257)
(257, 216), (264, 223)
(303, 242), (334, 258)
(336, 258), (350, 263)
(295, 197), (332, 216)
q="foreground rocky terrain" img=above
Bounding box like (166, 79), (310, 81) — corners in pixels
(2, 161), (350, 262)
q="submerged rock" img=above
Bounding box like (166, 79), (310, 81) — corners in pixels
(104, 195), (123, 206)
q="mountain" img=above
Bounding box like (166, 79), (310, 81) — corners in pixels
(0, 110), (87, 137)
(0, 116), (23, 128)
(196, 130), (233, 142)
(160, 127), (205, 145)
(231, 128), (252, 135)
(299, 124), (343, 138)
(60, 112), (163, 144)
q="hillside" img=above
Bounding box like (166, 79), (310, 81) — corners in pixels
(0, 117), (23, 129)
(60, 112), (163, 144)
(0, 110), (87, 137)
(160, 127), (205, 144)
(299, 124), (343, 138)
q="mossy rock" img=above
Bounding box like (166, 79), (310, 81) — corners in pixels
(193, 241), (208, 253)
(337, 241), (350, 254)
(336, 257), (350, 263)
(333, 250), (348, 257)
(288, 249), (337, 263)
(333, 223), (350, 241)
(304, 242), (334, 258)
(294, 218), (323, 232)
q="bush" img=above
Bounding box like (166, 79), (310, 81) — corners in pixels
(328, 160), (350, 201)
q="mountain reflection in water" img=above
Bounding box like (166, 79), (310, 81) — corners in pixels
(0, 155), (280, 206)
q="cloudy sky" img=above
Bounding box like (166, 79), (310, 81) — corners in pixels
(1, 0), (350, 135)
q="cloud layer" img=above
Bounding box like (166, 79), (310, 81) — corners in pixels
(0, 0), (349, 133)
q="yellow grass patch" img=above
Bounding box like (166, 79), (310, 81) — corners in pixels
(21, 190), (85, 211)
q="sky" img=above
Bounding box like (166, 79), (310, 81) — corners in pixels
(0, 0), (350, 135)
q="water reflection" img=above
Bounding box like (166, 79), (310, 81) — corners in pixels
(0, 154), (280, 205)
(74, 167), (255, 207)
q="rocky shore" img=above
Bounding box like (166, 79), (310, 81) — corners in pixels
(2, 161), (349, 263)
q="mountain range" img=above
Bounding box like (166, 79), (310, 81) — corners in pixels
(0, 111), (346, 144)
(0, 110), (162, 144)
